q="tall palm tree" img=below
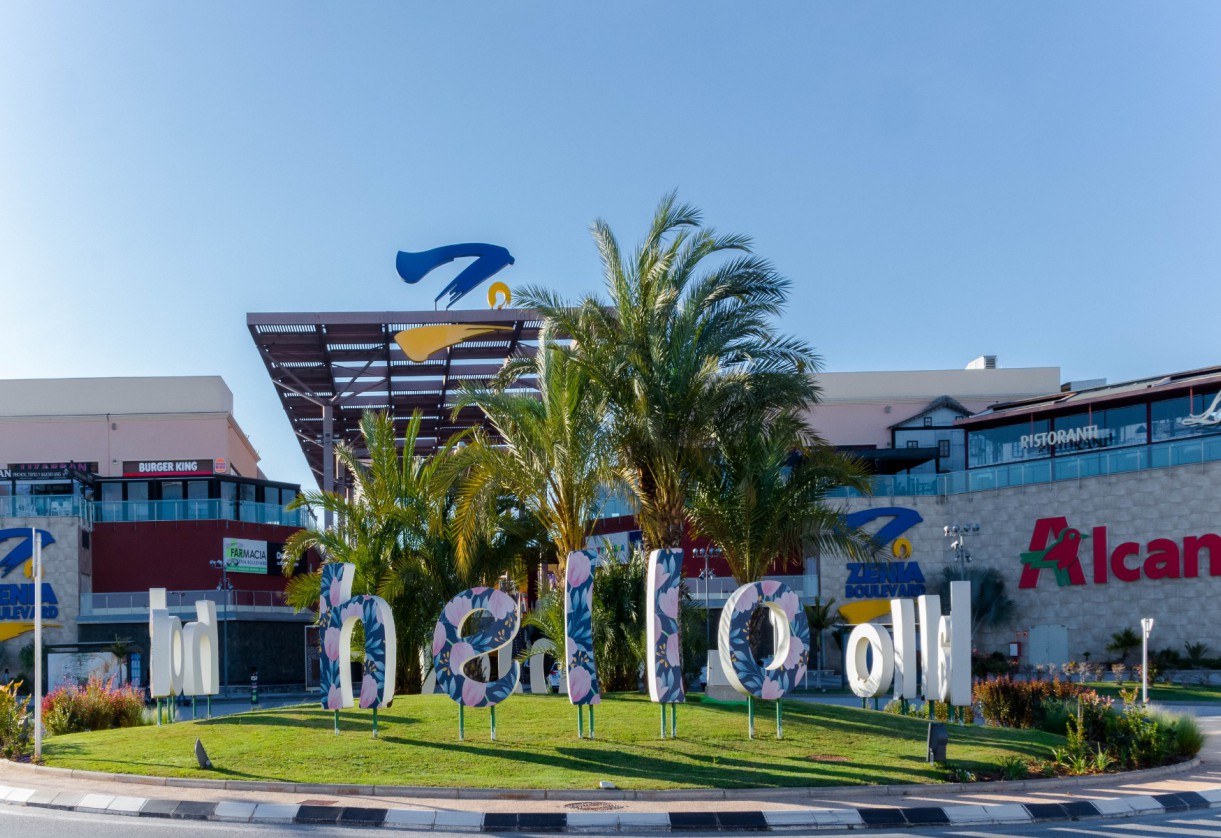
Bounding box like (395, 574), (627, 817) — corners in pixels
(449, 322), (610, 575)
(687, 416), (876, 585)
(282, 410), (531, 692)
(518, 193), (820, 553)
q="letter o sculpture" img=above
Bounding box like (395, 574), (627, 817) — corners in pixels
(433, 587), (520, 707)
(845, 622), (895, 699)
(718, 580), (810, 700)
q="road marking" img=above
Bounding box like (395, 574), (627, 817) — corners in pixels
(1109, 822), (1221, 837)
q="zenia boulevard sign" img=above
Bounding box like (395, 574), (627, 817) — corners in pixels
(0, 528), (60, 642)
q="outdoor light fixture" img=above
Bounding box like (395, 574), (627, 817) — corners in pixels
(927, 722), (948, 764)
(1141, 617), (1155, 705)
(944, 523), (980, 579)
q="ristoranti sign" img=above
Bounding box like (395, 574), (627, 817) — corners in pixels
(1019, 516), (1221, 589)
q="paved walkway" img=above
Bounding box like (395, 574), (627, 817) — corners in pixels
(0, 705), (1219, 831)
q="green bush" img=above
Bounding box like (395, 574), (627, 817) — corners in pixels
(41, 676), (147, 735)
(0, 680), (30, 759)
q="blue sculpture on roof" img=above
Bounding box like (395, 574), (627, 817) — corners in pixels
(396, 243), (515, 310)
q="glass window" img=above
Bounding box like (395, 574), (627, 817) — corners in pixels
(238, 483), (256, 503)
(1049, 406), (1144, 456)
(219, 480), (236, 501)
(968, 420), (1049, 467)
(161, 481), (184, 501)
(126, 482), (149, 501)
(101, 483), (122, 502)
(186, 480), (209, 500)
(1152, 393), (1221, 442)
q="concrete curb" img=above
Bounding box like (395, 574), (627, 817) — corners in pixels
(1, 782), (1219, 831)
(1, 754), (1200, 800)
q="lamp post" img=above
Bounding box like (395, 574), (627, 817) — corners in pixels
(944, 523), (979, 580)
(32, 529), (42, 761)
(1141, 617), (1155, 705)
(209, 557), (236, 692)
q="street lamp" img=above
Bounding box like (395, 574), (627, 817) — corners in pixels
(944, 523), (979, 580)
(209, 557), (237, 691)
(694, 547), (722, 646)
(1141, 617), (1155, 705)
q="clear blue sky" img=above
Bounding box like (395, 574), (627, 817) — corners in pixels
(2, 4), (1218, 491)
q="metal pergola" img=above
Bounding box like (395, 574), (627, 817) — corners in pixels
(247, 309), (542, 505)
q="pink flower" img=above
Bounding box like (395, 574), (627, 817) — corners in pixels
(461, 679), (487, 706)
(659, 587), (679, 620)
(778, 591), (800, 621)
(328, 577), (343, 608)
(444, 596), (472, 628)
(734, 585), (759, 613)
(761, 678), (784, 700)
(795, 663), (807, 684)
(761, 580), (781, 596)
(359, 674), (379, 708)
(341, 600), (363, 624)
(665, 633), (680, 666)
(324, 627), (341, 661)
(449, 641), (475, 672)
(653, 616), (663, 642)
(568, 666), (590, 702)
(471, 586), (489, 596)
(567, 552), (591, 588)
(326, 684), (344, 709)
(432, 622), (447, 656)
(653, 567), (669, 590)
(487, 591), (515, 621)
(783, 636), (805, 669)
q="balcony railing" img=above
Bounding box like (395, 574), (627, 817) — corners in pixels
(80, 589), (305, 620)
(0, 495), (93, 522)
(92, 499), (310, 527)
(827, 435), (1221, 499)
(685, 574), (817, 604)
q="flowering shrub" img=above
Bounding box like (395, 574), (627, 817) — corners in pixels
(0, 680), (30, 758)
(41, 676), (147, 735)
(973, 676), (1086, 728)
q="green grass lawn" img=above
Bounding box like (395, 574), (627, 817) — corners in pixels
(1081, 681), (1221, 703)
(41, 693), (1063, 789)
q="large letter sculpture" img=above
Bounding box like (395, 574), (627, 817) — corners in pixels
(565, 550), (600, 737)
(646, 548), (684, 737)
(318, 563), (397, 734)
(844, 580), (972, 709)
(149, 587), (218, 723)
(717, 580), (810, 738)
(433, 586), (520, 740)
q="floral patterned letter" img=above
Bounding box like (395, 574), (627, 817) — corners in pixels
(717, 580), (810, 700)
(318, 562), (398, 710)
(433, 587), (521, 707)
(646, 549), (685, 704)
(565, 550), (600, 705)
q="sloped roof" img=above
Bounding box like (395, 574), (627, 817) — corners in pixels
(888, 395), (972, 430)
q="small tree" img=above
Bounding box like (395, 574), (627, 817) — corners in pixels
(1107, 628), (1141, 664)
(937, 567), (1015, 637)
(803, 597), (838, 673)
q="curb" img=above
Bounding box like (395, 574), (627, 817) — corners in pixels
(1, 755), (1201, 800)
(2, 783), (1220, 831)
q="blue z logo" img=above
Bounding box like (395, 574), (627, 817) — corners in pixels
(396, 243), (514, 310)
(0, 529), (55, 578)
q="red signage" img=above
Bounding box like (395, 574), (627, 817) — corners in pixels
(1020, 516), (1221, 589)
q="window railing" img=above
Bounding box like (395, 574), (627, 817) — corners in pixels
(80, 589), (301, 618)
(92, 499), (310, 527)
(827, 435), (1221, 499)
(685, 574), (816, 602)
(0, 495), (92, 521)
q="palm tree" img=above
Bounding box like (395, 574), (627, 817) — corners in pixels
(518, 193), (820, 553)
(687, 417), (876, 585)
(937, 566), (1015, 638)
(450, 322), (610, 575)
(282, 410), (532, 692)
(803, 596), (838, 674)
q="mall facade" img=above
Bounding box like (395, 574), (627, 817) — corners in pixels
(0, 376), (316, 689)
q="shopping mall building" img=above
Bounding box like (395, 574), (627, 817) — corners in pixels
(0, 376), (316, 689)
(4, 304), (1220, 687)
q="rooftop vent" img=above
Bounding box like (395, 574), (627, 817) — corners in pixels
(966, 355), (997, 370)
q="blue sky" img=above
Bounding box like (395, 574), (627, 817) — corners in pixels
(2, 4), (1219, 490)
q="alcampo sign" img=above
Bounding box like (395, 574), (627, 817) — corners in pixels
(1019, 516), (1221, 589)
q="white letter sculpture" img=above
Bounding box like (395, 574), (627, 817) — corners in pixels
(149, 587), (218, 702)
(318, 563), (397, 711)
